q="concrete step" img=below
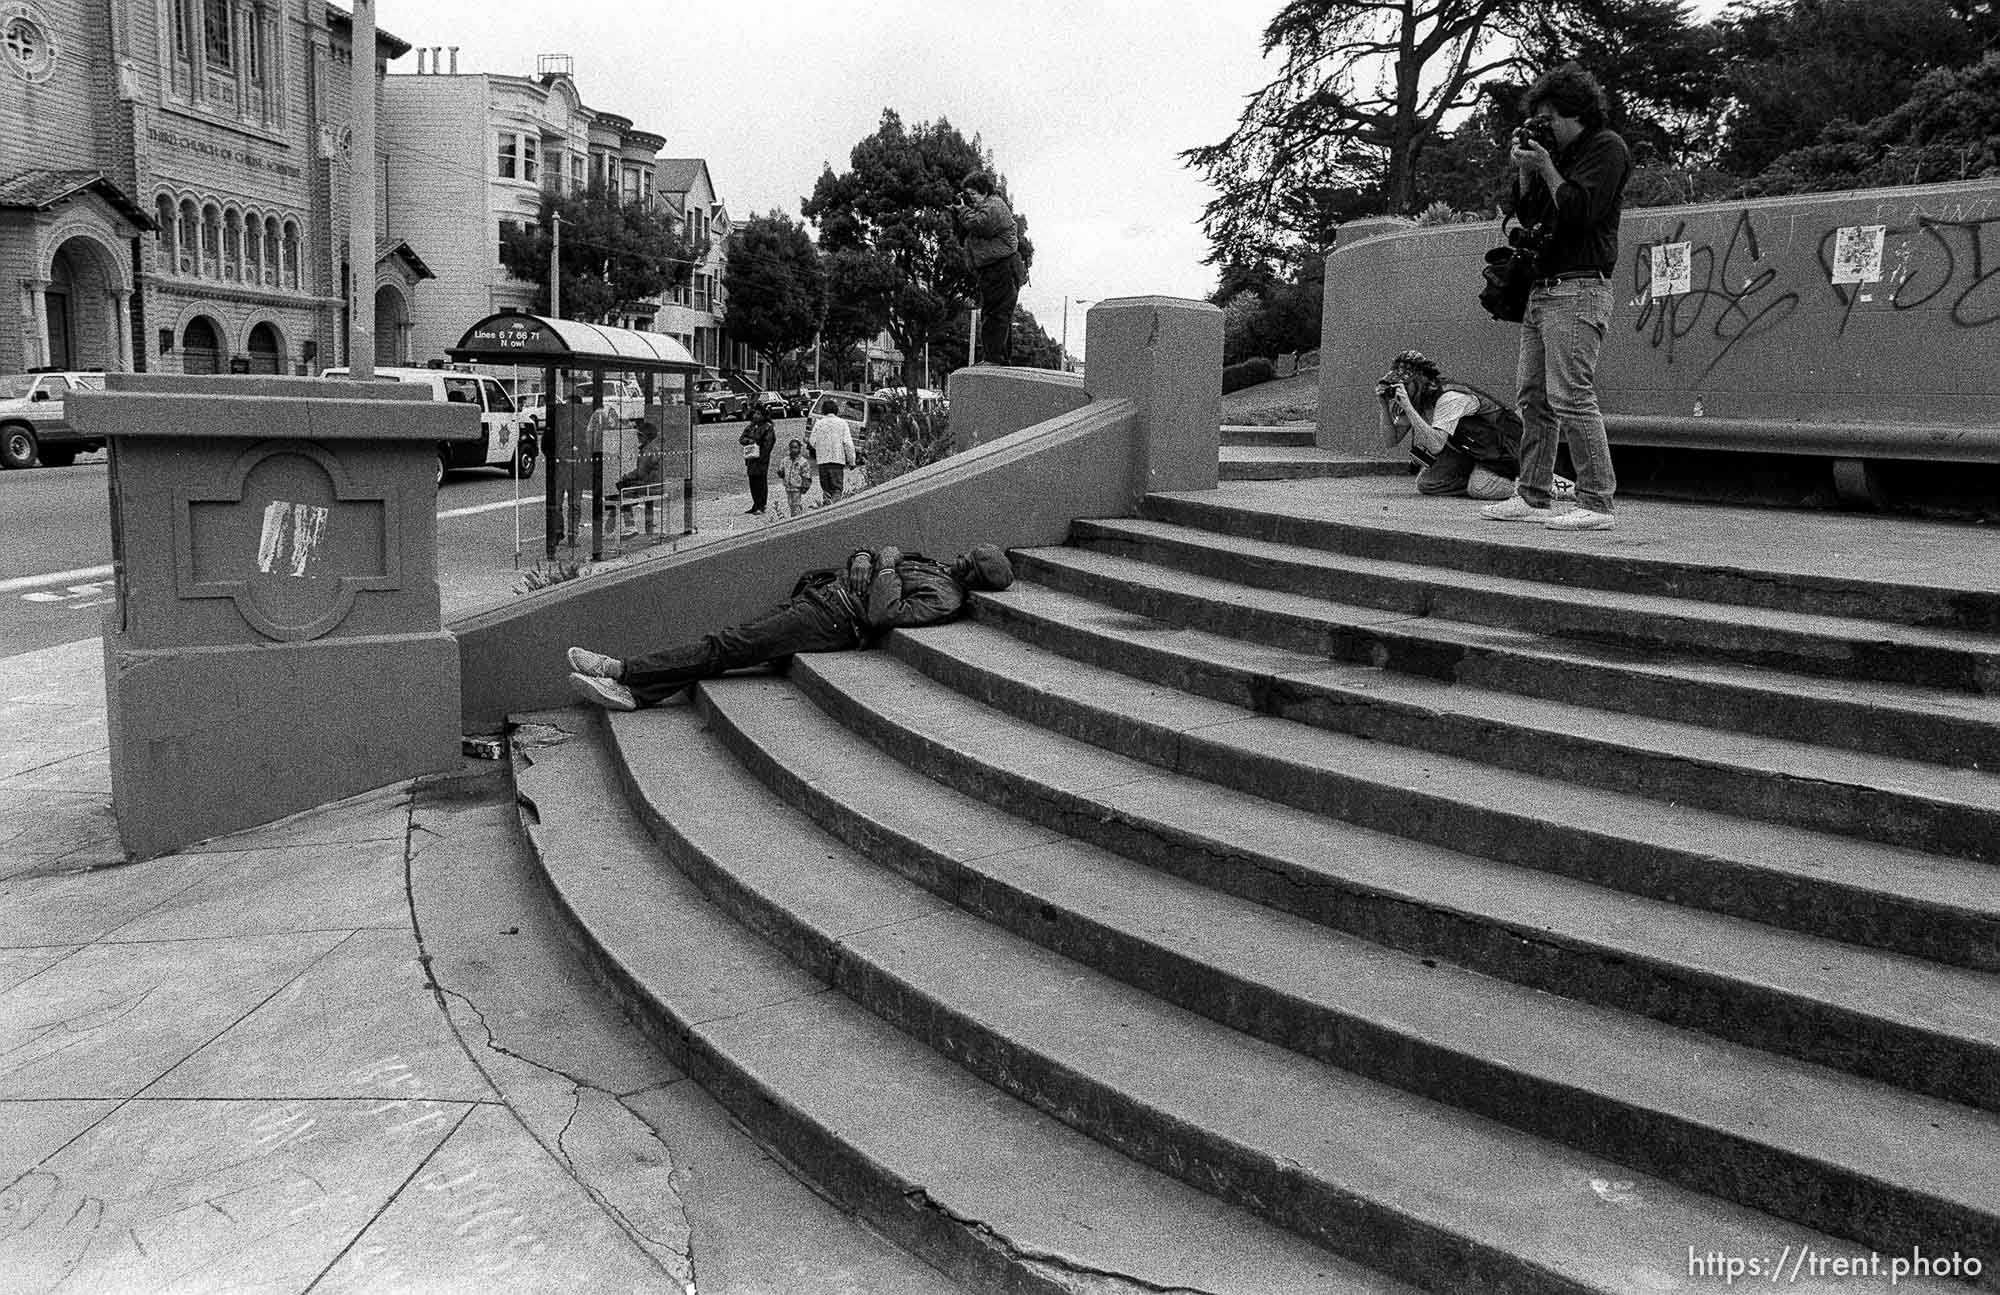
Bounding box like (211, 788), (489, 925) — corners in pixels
(1220, 424), (1320, 447)
(512, 708), (1389, 1294)
(962, 578), (2000, 863)
(789, 647), (2000, 1107)
(1219, 447), (1407, 480)
(1015, 542), (2000, 770)
(1070, 517), (2000, 695)
(1143, 487), (2000, 634)
(691, 669), (2000, 1267)
(596, 684), (1965, 1295)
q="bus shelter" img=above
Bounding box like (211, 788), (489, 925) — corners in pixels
(449, 311), (703, 563)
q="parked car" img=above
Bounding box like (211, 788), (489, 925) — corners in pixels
(873, 386), (949, 418)
(321, 365), (532, 485)
(779, 388), (814, 417)
(0, 370), (107, 469)
(807, 391), (897, 437)
(694, 378), (742, 423)
(748, 390), (789, 419)
(573, 377), (646, 425)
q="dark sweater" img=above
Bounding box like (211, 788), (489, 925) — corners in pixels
(1512, 126), (1632, 278)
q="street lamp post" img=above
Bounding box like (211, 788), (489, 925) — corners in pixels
(1060, 297), (1092, 372)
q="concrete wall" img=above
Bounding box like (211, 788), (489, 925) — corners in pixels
(1317, 178), (2000, 459)
(453, 295), (1226, 730)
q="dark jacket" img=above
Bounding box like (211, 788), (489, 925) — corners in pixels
(1512, 126), (1632, 278)
(739, 417), (776, 467)
(789, 552), (967, 640)
(1439, 383), (1522, 475)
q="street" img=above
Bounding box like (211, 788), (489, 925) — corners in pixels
(0, 415), (810, 659)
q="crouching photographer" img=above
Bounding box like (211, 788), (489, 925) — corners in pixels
(1480, 61), (1632, 534)
(1377, 349), (1574, 502)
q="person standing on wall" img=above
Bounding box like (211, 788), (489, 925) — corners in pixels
(953, 171), (1019, 366)
(1481, 62), (1632, 533)
(739, 403), (777, 515)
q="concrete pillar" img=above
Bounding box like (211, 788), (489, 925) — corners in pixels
(25, 279), (49, 370)
(112, 289), (132, 371)
(1083, 296), (1223, 496)
(68, 373), (480, 859)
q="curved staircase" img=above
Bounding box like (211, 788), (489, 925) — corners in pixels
(509, 477), (2000, 1294)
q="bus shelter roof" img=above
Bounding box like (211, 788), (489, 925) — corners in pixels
(447, 312), (703, 374)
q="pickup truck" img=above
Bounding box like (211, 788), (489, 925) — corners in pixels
(573, 378), (646, 425)
(0, 370), (107, 469)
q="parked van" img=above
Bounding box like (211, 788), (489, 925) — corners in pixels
(321, 366), (532, 485)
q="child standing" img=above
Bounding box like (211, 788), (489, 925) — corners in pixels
(780, 437), (816, 516)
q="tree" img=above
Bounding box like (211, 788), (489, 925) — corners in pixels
(803, 109), (1022, 392)
(1182, 0), (1528, 269)
(722, 212), (823, 374)
(498, 187), (692, 323)
(1750, 52), (2000, 193)
(1714, 0), (1996, 177)
(1182, 0), (1725, 269)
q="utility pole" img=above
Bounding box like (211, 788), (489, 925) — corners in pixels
(550, 210), (562, 318)
(347, 0), (375, 378)
(968, 308), (979, 365)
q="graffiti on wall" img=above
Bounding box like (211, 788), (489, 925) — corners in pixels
(1630, 195), (2000, 381)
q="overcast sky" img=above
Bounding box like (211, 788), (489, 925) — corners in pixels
(385, 1), (1729, 356)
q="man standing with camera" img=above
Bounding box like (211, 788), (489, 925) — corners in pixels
(953, 171), (1021, 366)
(1481, 62), (1632, 533)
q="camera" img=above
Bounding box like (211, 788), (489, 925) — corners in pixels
(1507, 222), (1551, 252)
(1514, 117), (1557, 151)
(1375, 376), (1402, 399)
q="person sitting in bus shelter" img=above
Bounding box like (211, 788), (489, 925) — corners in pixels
(565, 541), (1017, 711)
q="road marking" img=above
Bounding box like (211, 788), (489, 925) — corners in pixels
(11, 496), (548, 595)
(0, 564), (114, 594)
(438, 496), (544, 519)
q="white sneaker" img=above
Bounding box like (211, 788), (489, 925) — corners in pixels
(1550, 475), (1577, 501)
(1545, 508), (1617, 531)
(569, 672), (637, 711)
(1479, 495), (1553, 522)
(566, 647), (621, 679)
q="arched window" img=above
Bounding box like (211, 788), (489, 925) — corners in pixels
(182, 316), (223, 374)
(200, 203), (221, 278)
(154, 195), (177, 273)
(246, 322), (283, 374)
(178, 198), (200, 275)
(223, 209), (242, 281)
(282, 220), (301, 290)
(264, 216), (280, 285)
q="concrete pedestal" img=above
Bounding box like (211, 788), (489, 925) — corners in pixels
(70, 374), (477, 859)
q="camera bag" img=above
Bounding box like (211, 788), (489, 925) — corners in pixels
(1479, 216), (1541, 324)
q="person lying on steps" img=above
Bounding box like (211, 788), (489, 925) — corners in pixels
(566, 542), (1017, 711)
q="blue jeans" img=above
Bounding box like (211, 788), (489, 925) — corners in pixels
(621, 585), (862, 707)
(1516, 278), (1616, 513)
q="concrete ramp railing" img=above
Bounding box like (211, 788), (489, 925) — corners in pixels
(1316, 177), (2000, 471)
(454, 296), (1222, 732)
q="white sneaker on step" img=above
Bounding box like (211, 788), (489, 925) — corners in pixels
(1545, 508), (1617, 532)
(569, 672), (637, 711)
(1479, 495), (1552, 522)
(566, 647), (621, 679)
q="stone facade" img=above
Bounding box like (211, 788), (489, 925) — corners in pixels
(0, 0), (413, 378)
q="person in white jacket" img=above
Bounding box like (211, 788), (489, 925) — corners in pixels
(808, 404), (858, 503)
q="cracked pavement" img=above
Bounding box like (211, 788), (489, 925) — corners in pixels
(0, 638), (961, 1293)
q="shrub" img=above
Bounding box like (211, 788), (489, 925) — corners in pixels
(1222, 357), (1275, 393)
(857, 409), (953, 486)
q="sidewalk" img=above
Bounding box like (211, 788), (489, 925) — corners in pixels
(0, 474), (951, 1294)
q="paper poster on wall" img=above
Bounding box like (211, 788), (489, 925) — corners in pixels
(1830, 225), (1885, 284)
(1650, 242), (1692, 298)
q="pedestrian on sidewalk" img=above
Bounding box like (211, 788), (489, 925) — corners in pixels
(740, 405), (777, 514)
(779, 437), (815, 516)
(808, 403), (858, 504)
(1481, 61), (1631, 533)
(615, 418), (666, 536)
(566, 543), (1017, 710)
